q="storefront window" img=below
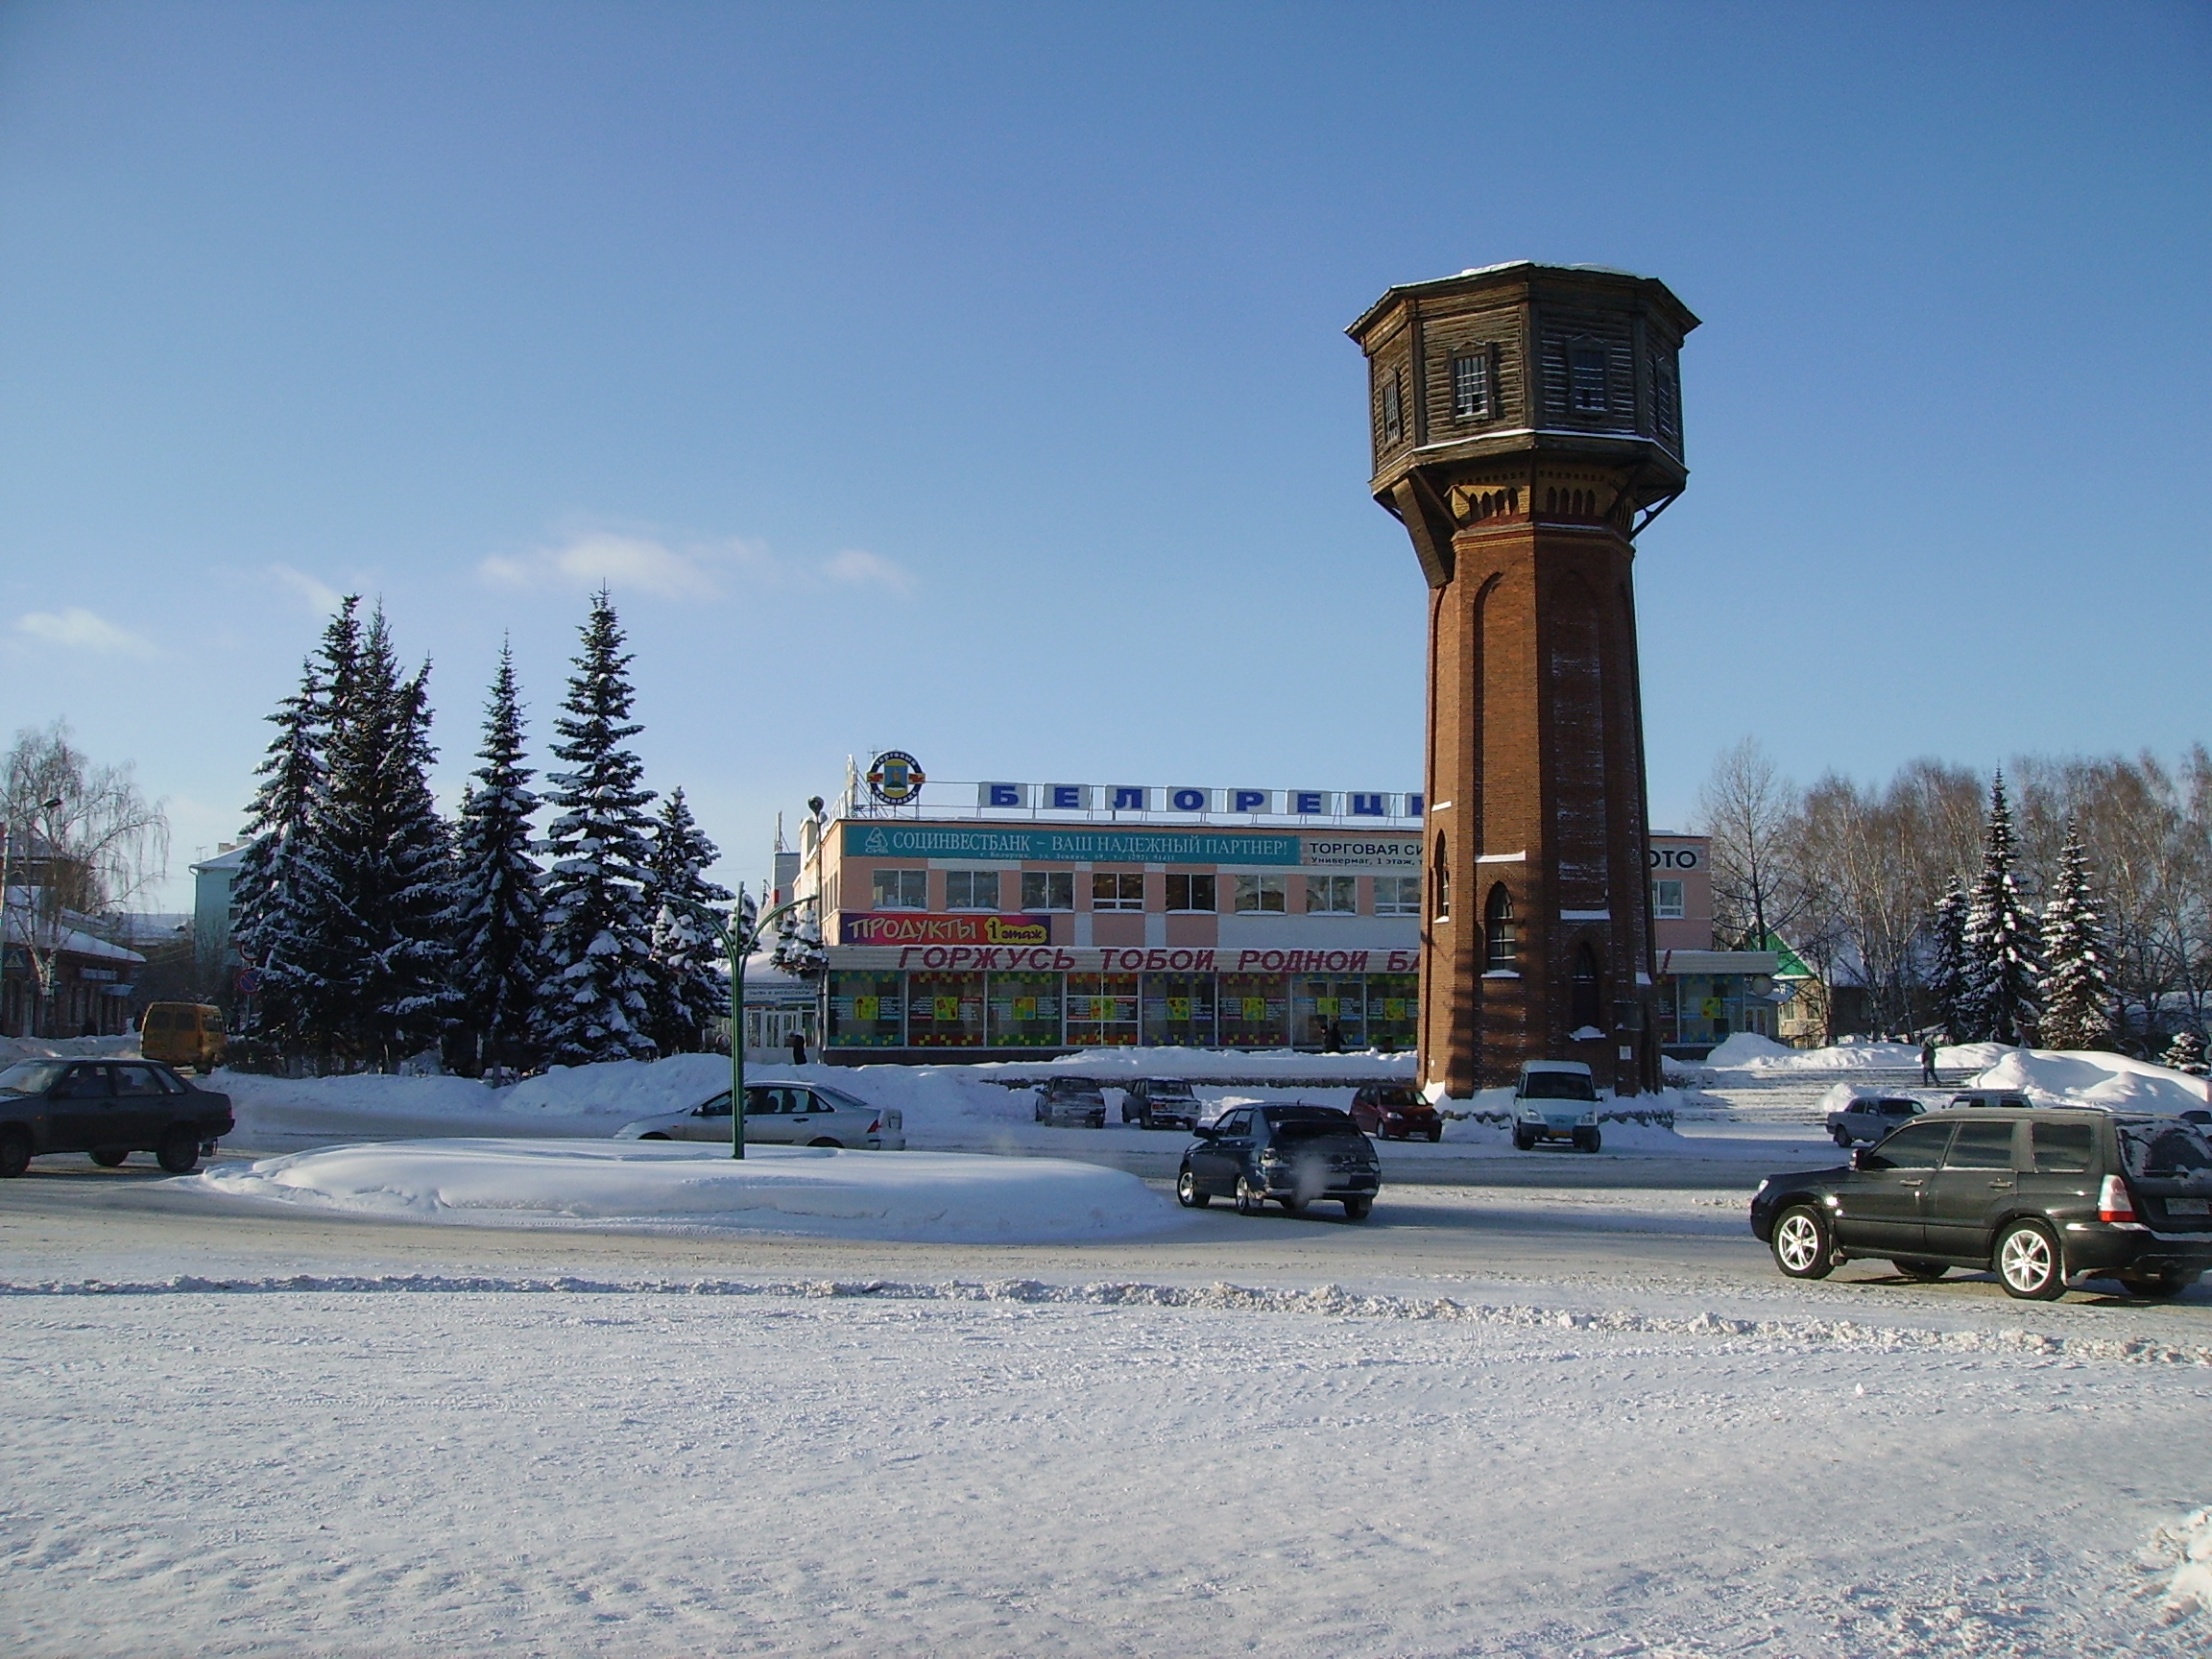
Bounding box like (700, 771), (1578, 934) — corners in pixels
(1294, 975), (1365, 1047)
(1365, 974), (1418, 1050)
(1022, 871), (1074, 911)
(1065, 973), (1140, 1046)
(828, 971), (902, 1048)
(906, 971), (985, 1047)
(986, 971), (1062, 1047)
(872, 869), (927, 909)
(1165, 874), (1215, 912)
(1374, 877), (1420, 916)
(1216, 973), (1289, 1048)
(1233, 876), (1286, 914)
(946, 870), (1001, 910)
(1305, 877), (1357, 915)
(1142, 973), (1216, 1046)
(1093, 872), (1144, 911)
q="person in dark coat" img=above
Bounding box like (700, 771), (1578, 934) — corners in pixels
(1920, 1035), (1938, 1084)
(788, 1030), (808, 1066)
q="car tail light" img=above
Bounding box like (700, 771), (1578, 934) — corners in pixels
(2099, 1174), (2138, 1224)
(866, 1118), (881, 1134)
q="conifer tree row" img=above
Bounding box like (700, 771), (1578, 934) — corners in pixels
(234, 590), (733, 1071)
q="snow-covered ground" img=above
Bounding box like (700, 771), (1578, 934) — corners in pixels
(185, 1139), (1180, 1244)
(5, 1274), (2209, 1656)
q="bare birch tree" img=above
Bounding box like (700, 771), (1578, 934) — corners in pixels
(2, 723), (169, 1037)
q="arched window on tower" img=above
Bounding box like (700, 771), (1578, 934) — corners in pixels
(1572, 943), (1603, 1032)
(1432, 833), (1451, 921)
(1484, 884), (1517, 971)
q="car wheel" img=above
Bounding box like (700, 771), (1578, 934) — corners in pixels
(1343, 1197), (1373, 1221)
(89, 1148), (131, 1167)
(1575, 1129), (1601, 1153)
(1512, 1127), (1536, 1151)
(808, 1137), (843, 1148)
(1831, 1128), (1853, 1147)
(1428, 1127), (1443, 1143)
(1282, 1190), (1309, 1214)
(1995, 1219), (2066, 1301)
(1891, 1259), (1949, 1282)
(639, 1132), (672, 1141)
(1235, 1178), (1265, 1216)
(0, 1127), (29, 1180)
(156, 1126), (201, 1174)
(1175, 1166), (1210, 1208)
(1770, 1204), (1835, 1280)
(2116, 1269), (2197, 1299)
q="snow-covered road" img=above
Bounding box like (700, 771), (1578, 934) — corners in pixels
(5, 1274), (2209, 1657)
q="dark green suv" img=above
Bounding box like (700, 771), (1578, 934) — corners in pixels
(1750, 1105), (2212, 1300)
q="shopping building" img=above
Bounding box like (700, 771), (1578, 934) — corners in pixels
(797, 770), (1425, 1063)
(1647, 831), (1784, 1055)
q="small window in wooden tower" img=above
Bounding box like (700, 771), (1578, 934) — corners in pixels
(1452, 349), (1491, 420)
(1653, 353), (1680, 445)
(1381, 368), (1405, 445)
(1569, 346), (1608, 413)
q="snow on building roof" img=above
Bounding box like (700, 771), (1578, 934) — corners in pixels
(1, 910), (147, 964)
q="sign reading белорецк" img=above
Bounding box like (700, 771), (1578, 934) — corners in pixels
(973, 782), (1420, 817)
(842, 824), (1417, 869)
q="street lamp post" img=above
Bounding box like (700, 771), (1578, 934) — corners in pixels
(726, 885), (813, 1161)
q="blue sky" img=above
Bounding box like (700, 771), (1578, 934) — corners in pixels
(1, 2), (2205, 908)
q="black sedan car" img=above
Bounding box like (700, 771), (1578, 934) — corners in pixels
(0, 1058), (235, 1177)
(1750, 1104), (2212, 1300)
(1176, 1103), (1381, 1219)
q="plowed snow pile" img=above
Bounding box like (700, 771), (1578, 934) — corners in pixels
(185, 1139), (1182, 1243)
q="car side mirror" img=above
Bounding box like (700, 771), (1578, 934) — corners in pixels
(1852, 1148), (1882, 1171)
(1191, 1124), (1218, 1140)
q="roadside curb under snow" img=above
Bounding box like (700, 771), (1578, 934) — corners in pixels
(7, 1273), (2211, 1366)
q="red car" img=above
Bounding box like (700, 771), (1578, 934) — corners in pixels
(1349, 1083), (1442, 1142)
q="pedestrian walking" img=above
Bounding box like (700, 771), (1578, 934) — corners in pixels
(1919, 1034), (1938, 1085)
(788, 1030), (808, 1066)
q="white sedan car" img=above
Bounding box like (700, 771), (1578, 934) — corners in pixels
(615, 1082), (905, 1150)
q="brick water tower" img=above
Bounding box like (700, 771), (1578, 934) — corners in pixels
(1347, 263), (1697, 1098)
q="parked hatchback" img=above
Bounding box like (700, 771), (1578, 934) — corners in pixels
(1751, 1105), (2212, 1300)
(1120, 1078), (1203, 1131)
(1350, 1083), (1442, 1142)
(1033, 1076), (1107, 1128)
(616, 1083), (904, 1149)
(1175, 1103), (1381, 1219)
(0, 1058), (234, 1176)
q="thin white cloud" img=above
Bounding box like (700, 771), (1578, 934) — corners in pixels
(270, 564), (345, 614)
(824, 547), (916, 596)
(480, 530), (915, 601)
(15, 607), (158, 658)
(481, 531), (723, 600)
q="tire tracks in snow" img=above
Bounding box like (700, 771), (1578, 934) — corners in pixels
(5, 1271), (2210, 1367)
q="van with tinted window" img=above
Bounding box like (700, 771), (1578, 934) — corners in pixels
(138, 1003), (227, 1074)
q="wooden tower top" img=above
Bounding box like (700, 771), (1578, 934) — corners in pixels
(1346, 262), (1699, 528)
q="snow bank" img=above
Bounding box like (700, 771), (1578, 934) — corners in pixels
(1968, 1048), (2209, 1116)
(0, 1033), (140, 1063)
(1707, 1034), (2012, 1073)
(2150, 1512), (2212, 1619)
(937, 1046), (1418, 1081)
(186, 1139), (1182, 1243)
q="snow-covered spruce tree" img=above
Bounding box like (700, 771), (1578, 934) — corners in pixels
(2037, 825), (2114, 1052)
(534, 591), (660, 1066)
(1962, 772), (2043, 1046)
(2162, 1028), (2208, 1076)
(229, 651), (335, 1052)
(769, 900), (828, 981)
(1927, 875), (1972, 1045)
(644, 787), (732, 1055)
(450, 642), (543, 1074)
(317, 607), (457, 1066)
